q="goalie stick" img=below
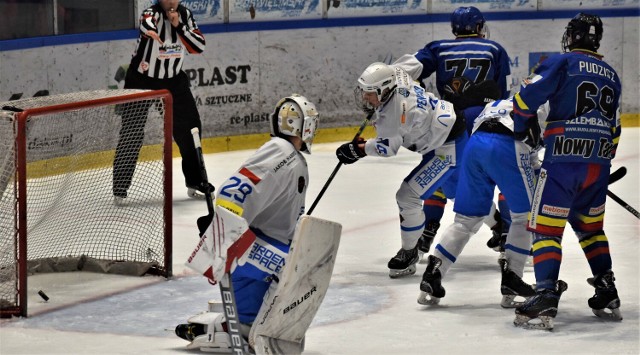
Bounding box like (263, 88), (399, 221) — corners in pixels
(307, 112), (373, 215)
(191, 128), (250, 355)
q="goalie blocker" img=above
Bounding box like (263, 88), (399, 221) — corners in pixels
(179, 210), (342, 354)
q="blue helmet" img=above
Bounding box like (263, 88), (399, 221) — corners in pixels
(451, 6), (486, 37)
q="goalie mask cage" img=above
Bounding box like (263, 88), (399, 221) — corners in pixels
(0, 89), (173, 317)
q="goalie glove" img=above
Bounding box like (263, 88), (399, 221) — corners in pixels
(336, 137), (366, 164)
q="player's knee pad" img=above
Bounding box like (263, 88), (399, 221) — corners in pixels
(509, 212), (528, 227)
(454, 214), (484, 234)
(397, 182), (423, 211)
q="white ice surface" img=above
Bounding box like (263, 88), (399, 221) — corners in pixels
(1, 128), (638, 355)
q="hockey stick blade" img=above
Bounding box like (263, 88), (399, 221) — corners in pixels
(307, 112), (373, 215)
(608, 166), (627, 185)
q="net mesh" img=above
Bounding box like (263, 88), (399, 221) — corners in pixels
(0, 90), (170, 315)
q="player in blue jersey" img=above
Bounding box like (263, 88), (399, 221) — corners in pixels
(392, 6), (513, 268)
(512, 13), (623, 330)
(418, 95), (541, 308)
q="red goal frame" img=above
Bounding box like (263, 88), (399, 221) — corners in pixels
(1, 90), (173, 318)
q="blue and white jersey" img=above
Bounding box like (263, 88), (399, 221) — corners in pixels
(216, 137), (308, 245)
(471, 98), (549, 135)
(513, 50), (622, 165)
(393, 37), (511, 99)
(363, 67), (457, 157)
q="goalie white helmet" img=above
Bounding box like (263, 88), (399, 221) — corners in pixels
(354, 62), (396, 114)
(270, 94), (319, 154)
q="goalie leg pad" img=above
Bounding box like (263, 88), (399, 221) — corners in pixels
(249, 216), (342, 352)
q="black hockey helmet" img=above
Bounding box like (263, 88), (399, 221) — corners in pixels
(562, 13), (603, 53)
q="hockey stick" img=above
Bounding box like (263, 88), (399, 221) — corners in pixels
(605, 166), (639, 219)
(191, 128), (250, 354)
(307, 113), (373, 215)
(608, 166), (626, 185)
(607, 190), (640, 219)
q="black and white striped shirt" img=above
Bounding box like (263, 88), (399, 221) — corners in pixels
(130, 4), (205, 79)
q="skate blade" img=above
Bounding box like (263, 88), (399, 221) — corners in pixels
(389, 264), (417, 279)
(513, 314), (554, 331)
(417, 291), (440, 305)
(501, 295), (528, 308)
(592, 307), (623, 321)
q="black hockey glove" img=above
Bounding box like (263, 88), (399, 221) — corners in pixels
(514, 122), (542, 149)
(336, 138), (366, 164)
(442, 77), (501, 110)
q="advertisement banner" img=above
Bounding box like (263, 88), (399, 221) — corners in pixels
(431, 0), (536, 13)
(325, 0), (427, 17)
(228, 0), (323, 22)
(540, 0), (639, 10)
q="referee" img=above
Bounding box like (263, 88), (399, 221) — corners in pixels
(113, 0), (212, 201)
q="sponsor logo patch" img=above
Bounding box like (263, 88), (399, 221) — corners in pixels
(542, 204), (570, 217)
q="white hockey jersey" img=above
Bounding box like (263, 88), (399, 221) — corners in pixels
(471, 98), (550, 135)
(363, 67), (457, 157)
(215, 137), (308, 245)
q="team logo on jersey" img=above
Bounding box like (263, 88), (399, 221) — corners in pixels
(398, 88), (410, 98)
(298, 176), (305, 193)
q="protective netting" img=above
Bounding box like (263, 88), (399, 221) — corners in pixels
(0, 90), (171, 316)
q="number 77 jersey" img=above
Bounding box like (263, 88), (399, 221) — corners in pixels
(215, 136), (309, 245)
(513, 50), (622, 165)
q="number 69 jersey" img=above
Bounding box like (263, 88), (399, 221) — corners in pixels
(215, 137), (308, 245)
(513, 50), (622, 165)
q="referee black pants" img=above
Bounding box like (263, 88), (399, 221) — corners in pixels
(113, 68), (204, 196)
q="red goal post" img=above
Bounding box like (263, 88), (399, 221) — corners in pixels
(0, 89), (173, 317)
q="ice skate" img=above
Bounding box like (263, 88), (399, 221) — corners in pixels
(175, 301), (251, 353)
(418, 255), (445, 305)
(388, 246), (419, 278)
(500, 259), (536, 308)
(587, 271), (623, 321)
(514, 280), (568, 331)
(417, 221), (439, 261)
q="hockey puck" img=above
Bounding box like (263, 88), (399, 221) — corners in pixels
(37, 290), (49, 302)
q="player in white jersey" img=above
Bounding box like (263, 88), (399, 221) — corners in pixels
(175, 94), (319, 352)
(336, 62), (468, 278)
(418, 97), (544, 307)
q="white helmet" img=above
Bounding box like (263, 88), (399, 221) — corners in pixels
(354, 62), (396, 114)
(270, 94), (319, 154)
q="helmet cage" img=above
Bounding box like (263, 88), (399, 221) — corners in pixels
(270, 94), (319, 154)
(354, 62), (396, 114)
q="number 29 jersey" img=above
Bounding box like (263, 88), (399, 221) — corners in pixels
(215, 137), (308, 245)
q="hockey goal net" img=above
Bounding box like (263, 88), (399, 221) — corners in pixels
(0, 89), (173, 317)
